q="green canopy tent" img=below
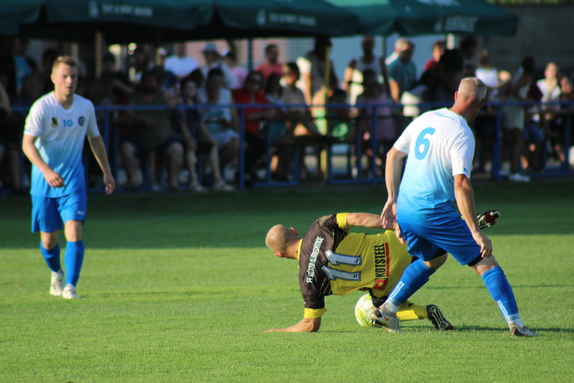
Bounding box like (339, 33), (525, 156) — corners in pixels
(326, 0), (518, 37)
(6, 0), (358, 43)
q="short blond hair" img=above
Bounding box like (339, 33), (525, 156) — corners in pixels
(52, 56), (77, 73)
(458, 77), (487, 100)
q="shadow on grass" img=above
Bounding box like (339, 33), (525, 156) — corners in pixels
(3, 178), (574, 249)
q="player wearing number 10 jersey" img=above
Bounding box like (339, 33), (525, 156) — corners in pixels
(22, 56), (115, 300)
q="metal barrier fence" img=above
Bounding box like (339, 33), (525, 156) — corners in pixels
(7, 99), (574, 193)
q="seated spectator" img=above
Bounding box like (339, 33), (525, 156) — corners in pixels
(310, 70), (345, 180)
(280, 62), (325, 180)
(232, 70), (274, 185)
(201, 43), (239, 90)
(356, 69), (397, 175)
(100, 53), (134, 103)
(33, 48), (60, 96)
(120, 70), (184, 191)
(200, 67), (240, 179)
(174, 77), (234, 192)
(264, 73), (293, 181)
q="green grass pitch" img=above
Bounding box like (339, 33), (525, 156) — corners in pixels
(1, 178), (573, 382)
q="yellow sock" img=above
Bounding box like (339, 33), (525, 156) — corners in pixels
(396, 300), (427, 322)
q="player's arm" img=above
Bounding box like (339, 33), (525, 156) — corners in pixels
(264, 317), (321, 333)
(87, 135), (116, 195)
(341, 59), (356, 93)
(381, 147), (407, 228)
(346, 213), (388, 230)
(454, 174), (492, 258)
(22, 134), (64, 188)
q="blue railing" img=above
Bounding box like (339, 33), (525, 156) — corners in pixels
(7, 99), (574, 193)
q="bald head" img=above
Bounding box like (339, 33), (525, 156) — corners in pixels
(265, 224), (296, 254)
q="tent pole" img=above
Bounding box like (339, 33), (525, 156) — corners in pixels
(247, 38), (253, 71)
(95, 31), (103, 78)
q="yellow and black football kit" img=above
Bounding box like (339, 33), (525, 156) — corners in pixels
(298, 213), (427, 321)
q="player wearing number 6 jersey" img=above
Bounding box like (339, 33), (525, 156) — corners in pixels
(379, 77), (537, 336)
(22, 56), (115, 299)
(264, 212), (454, 332)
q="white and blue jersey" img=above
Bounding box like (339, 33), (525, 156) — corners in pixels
(24, 92), (100, 198)
(395, 108), (475, 225)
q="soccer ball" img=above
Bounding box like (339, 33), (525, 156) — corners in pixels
(354, 293), (376, 327)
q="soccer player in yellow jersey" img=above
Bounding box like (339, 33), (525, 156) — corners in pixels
(264, 212), (453, 332)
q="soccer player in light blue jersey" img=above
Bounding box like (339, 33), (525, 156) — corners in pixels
(376, 78), (537, 337)
(22, 56), (115, 299)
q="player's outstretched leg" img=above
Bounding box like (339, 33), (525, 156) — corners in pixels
(509, 322), (539, 337)
(477, 210), (501, 229)
(425, 305), (454, 331)
(481, 266), (538, 337)
(368, 307), (402, 333)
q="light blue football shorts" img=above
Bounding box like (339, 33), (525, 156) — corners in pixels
(398, 211), (481, 265)
(31, 190), (87, 233)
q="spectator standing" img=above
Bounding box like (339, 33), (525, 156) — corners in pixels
(424, 40), (446, 72)
(502, 56), (537, 182)
(459, 35), (479, 76)
(356, 69), (397, 175)
(255, 44), (283, 82)
(129, 47), (154, 85)
(474, 50), (506, 173)
(224, 51), (248, 90)
(536, 62), (564, 168)
(0, 80), (23, 192)
(164, 42), (198, 83)
(342, 36), (390, 104)
(387, 39), (416, 103)
(297, 36), (336, 106)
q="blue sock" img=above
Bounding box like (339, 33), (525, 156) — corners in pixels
(387, 260), (436, 311)
(64, 241), (85, 286)
(40, 242), (61, 273)
(481, 266), (519, 322)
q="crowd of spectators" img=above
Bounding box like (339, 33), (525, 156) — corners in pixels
(1, 35), (574, 193)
